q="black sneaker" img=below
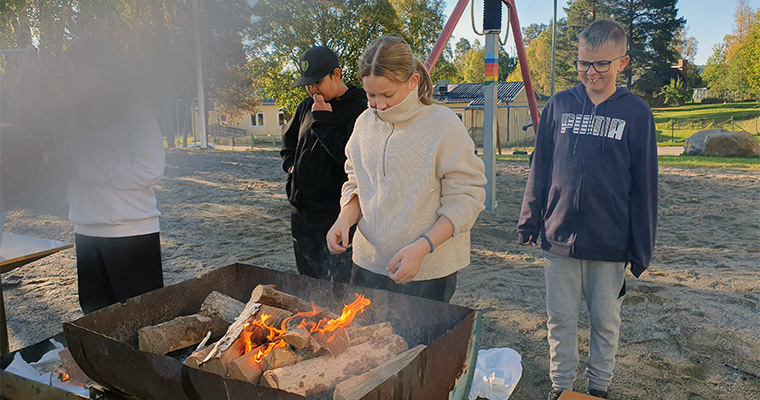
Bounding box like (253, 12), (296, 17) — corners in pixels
(547, 389), (564, 400)
(587, 388), (609, 398)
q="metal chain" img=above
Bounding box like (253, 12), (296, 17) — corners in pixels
(471, 0), (483, 36)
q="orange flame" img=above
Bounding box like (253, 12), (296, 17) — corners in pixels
(239, 293), (372, 363)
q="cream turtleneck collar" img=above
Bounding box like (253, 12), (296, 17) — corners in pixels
(372, 88), (427, 124)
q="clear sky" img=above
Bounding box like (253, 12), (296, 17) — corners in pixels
(443, 0), (760, 66)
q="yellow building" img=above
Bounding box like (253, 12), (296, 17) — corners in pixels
(192, 98), (286, 146)
(433, 81), (547, 148)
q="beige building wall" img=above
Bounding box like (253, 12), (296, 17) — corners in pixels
(193, 103), (286, 139)
(442, 89), (544, 148)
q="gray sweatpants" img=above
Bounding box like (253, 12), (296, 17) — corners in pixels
(544, 251), (626, 392)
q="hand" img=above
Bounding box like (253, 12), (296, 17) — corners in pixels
(519, 235), (536, 247)
(326, 217), (351, 254)
(386, 239), (427, 285)
(311, 94), (332, 112)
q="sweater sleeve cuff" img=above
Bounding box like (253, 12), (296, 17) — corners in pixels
(312, 110), (334, 121)
(518, 231), (536, 245)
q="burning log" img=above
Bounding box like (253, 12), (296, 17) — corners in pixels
(227, 345), (266, 383)
(259, 347), (310, 371)
(333, 344), (426, 400)
(345, 321), (393, 346)
(187, 303), (292, 373)
(259, 315), (393, 371)
(196, 337), (246, 376)
(251, 284), (339, 319)
(137, 291), (244, 354)
(260, 334), (409, 397)
(199, 296), (263, 364)
(282, 320), (317, 351)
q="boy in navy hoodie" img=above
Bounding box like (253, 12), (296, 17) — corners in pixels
(518, 20), (658, 400)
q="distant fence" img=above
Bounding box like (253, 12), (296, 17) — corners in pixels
(660, 116), (760, 143)
(212, 133), (281, 148)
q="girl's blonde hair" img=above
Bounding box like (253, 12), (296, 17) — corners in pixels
(358, 36), (434, 105)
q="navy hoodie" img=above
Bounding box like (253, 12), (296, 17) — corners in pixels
(518, 84), (657, 277)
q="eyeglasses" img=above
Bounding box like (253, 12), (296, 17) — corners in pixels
(574, 55), (626, 73)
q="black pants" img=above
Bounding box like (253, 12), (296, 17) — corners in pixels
(75, 232), (164, 314)
(350, 264), (457, 303)
(291, 210), (353, 283)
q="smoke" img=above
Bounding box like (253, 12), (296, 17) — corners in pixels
(0, 36), (159, 217)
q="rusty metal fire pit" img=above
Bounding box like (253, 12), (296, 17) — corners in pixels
(62, 263), (479, 400)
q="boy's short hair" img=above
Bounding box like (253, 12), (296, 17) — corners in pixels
(579, 19), (627, 52)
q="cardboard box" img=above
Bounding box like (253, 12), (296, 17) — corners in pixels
(559, 390), (605, 399)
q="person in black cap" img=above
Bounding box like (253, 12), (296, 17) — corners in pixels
(280, 46), (367, 283)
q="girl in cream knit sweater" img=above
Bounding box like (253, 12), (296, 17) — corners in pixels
(327, 36), (486, 302)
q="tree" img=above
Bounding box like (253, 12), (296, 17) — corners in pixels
(246, 0), (403, 115)
(702, 43), (751, 101)
(507, 23), (575, 95)
(658, 78), (690, 105)
(742, 10), (760, 96)
(673, 27), (698, 64)
(430, 44), (461, 85)
(458, 40), (485, 83)
(1, 0), (256, 147)
(499, 49), (517, 81)
(454, 37), (472, 59)
(564, 0), (614, 41)
(611, 0), (686, 95)
(702, 1), (759, 100)
(389, 0), (446, 56)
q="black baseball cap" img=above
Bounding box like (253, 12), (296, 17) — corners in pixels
(290, 46), (340, 88)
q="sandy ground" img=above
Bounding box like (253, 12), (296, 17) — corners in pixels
(3, 148), (759, 399)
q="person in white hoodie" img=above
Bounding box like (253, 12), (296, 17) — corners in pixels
(59, 37), (165, 314)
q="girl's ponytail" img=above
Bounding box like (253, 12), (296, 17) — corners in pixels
(414, 58), (434, 105)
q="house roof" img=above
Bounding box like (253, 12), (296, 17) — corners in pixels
(434, 82), (547, 109)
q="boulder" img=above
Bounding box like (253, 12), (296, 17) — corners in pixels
(703, 131), (760, 157)
(683, 128), (729, 155)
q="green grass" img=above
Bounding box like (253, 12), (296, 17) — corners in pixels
(652, 101), (760, 146)
(494, 153), (759, 170)
(658, 155), (760, 169)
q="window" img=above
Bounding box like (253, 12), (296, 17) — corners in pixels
(250, 113), (264, 127)
(278, 111), (286, 126)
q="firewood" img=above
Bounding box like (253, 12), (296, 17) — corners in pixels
(282, 320), (316, 350)
(138, 291), (245, 355)
(311, 327), (349, 357)
(250, 284), (338, 319)
(332, 344), (426, 400)
(197, 337), (246, 376)
(256, 304), (294, 331)
(200, 298), (262, 364)
(345, 321), (393, 346)
(184, 344), (215, 369)
(259, 321), (394, 371)
(227, 345), (266, 383)
(260, 334), (409, 397)
(259, 347), (311, 371)
(138, 313), (229, 354)
(200, 291), (245, 324)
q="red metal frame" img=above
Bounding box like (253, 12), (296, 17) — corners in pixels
(425, 0), (540, 131)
